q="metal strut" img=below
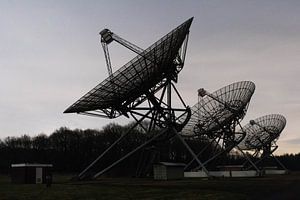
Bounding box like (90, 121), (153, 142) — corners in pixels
(146, 89), (209, 176)
(235, 120), (260, 173)
(198, 88), (239, 113)
(99, 28), (188, 79)
(99, 29), (144, 77)
(77, 109), (153, 180)
(76, 26), (193, 179)
(188, 88), (246, 171)
(247, 120), (287, 170)
(77, 78), (199, 179)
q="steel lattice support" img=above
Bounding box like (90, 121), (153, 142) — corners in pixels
(238, 114), (287, 171)
(181, 81), (255, 172)
(77, 78), (210, 179)
(62, 18), (211, 179)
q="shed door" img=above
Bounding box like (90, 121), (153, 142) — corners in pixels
(36, 168), (43, 184)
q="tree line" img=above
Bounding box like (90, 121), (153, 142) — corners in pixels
(0, 123), (299, 176)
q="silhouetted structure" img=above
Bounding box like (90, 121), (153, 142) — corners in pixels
(181, 81), (258, 172)
(64, 18), (211, 179)
(0, 127), (298, 175)
(238, 114), (287, 171)
(11, 163), (52, 184)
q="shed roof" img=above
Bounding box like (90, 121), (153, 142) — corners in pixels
(11, 163), (53, 168)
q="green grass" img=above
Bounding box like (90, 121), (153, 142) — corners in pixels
(0, 173), (299, 200)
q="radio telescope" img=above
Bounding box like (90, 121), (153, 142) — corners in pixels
(181, 81), (257, 170)
(238, 114), (287, 170)
(64, 18), (210, 179)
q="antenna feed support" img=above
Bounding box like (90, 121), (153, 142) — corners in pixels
(250, 120), (256, 126)
(100, 29), (113, 44)
(198, 88), (207, 97)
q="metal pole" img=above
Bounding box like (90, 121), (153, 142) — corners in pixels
(184, 139), (214, 170)
(248, 154), (267, 170)
(247, 144), (277, 170)
(201, 144), (233, 167)
(271, 154), (288, 170)
(172, 127), (209, 176)
(78, 109), (152, 179)
(236, 146), (260, 173)
(147, 83), (210, 176)
(92, 129), (167, 179)
(167, 80), (172, 120)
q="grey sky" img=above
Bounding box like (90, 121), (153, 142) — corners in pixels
(0, 0), (299, 154)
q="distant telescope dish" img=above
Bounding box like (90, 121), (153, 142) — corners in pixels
(182, 81), (255, 137)
(239, 114), (286, 150)
(181, 81), (255, 171)
(64, 18), (193, 118)
(238, 114), (287, 171)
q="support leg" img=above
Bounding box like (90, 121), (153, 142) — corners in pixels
(172, 127), (209, 176)
(92, 128), (168, 179)
(271, 154), (288, 170)
(236, 146), (260, 173)
(184, 138), (215, 170)
(78, 110), (152, 179)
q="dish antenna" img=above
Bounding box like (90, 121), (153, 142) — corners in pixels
(181, 81), (257, 171)
(238, 114), (287, 170)
(64, 18), (209, 179)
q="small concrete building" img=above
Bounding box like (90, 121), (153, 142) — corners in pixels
(11, 163), (53, 184)
(153, 162), (185, 180)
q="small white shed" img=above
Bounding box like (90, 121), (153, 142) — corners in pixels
(11, 163), (53, 184)
(153, 162), (185, 180)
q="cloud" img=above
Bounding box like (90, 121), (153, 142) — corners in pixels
(280, 138), (300, 145)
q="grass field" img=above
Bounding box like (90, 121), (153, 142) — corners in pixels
(0, 172), (300, 200)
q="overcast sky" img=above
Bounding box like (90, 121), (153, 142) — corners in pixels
(0, 0), (299, 154)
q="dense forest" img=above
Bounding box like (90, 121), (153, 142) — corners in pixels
(0, 123), (299, 176)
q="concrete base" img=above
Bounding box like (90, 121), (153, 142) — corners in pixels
(184, 170), (259, 178)
(264, 169), (289, 175)
(184, 171), (209, 178)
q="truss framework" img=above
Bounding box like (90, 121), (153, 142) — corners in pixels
(240, 114), (286, 150)
(239, 114), (287, 170)
(64, 18), (193, 118)
(64, 18), (212, 179)
(77, 79), (211, 179)
(181, 81), (257, 171)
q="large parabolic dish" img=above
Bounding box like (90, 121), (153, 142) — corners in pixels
(64, 18), (209, 179)
(64, 18), (193, 118)
(239, 114), (286, 150)
(182, 81), (255, 137)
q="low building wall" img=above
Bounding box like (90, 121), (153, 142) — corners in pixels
(154, 162), (185, 180)
(184, 171), (208, 178)
(231, 170), (258, 177)
(184, 170), (258, 178)
(265, 170), (288, 175)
